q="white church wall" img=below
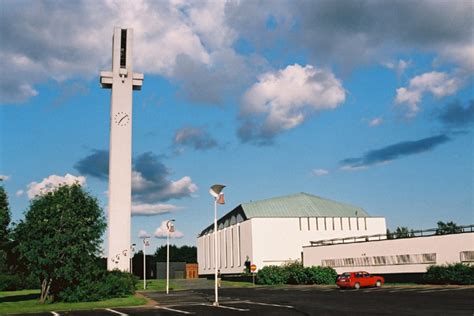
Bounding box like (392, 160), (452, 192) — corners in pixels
(198, 216), (386, 275)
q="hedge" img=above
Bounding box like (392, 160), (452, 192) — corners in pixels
(424, 263), (474, 285)
(256, 262), (337, 285)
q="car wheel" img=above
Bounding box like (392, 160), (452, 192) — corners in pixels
(354, 282), (360, 290)
(375, 280), (382, 288)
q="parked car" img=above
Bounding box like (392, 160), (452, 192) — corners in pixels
(336, 271), (384, 289)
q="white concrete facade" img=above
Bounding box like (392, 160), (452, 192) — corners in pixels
(198, 216), (386, 275)
(101, 27), (143, 271)
(303, 232), (474, 274)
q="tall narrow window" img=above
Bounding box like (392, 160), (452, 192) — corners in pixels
(348, 218), (352, 230)
(364, 217), (367, 230)
(332, 217), (335, 230)
(315, 217), (319, 230)
(224, 229), (227, 268)
(340, 217), (343, 230)
(307, 217), (311, 230)
(120, 29), (127, 68)
(324, 217), (327, 230)
(299, 218), (302, 231)
(237, 225), (241, 267)
(230, 227), (234, 268)
(357, 217), (360, 230)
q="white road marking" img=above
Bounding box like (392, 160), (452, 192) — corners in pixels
(51, 312), (60, 316)
(242, 301), (294, 309)
(203, 303), (250, 311)
(105, 308), (128, 316)
(155, 306), (194, 314)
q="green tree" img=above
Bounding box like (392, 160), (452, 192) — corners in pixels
(435, 221), (463, 235)
(0, 184), (11, 272)
(14, 184), (106, 303)
(394, 226), (414, 238)
(154, 245), (197, 263)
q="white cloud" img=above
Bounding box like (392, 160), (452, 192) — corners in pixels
(15, 190), (24, 197)
(26, 173), (86, 199)
(131, 203), (180, 216)
(138, 230), (150, 238)
(395, 71), (462, 117)
(369, 117), (383, 127)
(239, 64), (345, 143)
(154, 220), (184, 239)
(0, 175), (10, 181)
(383, 59), (410, 78)
(311, 169), (329, 177)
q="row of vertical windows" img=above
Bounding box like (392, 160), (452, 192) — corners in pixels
(203, 224), (242, 270)
(298, 217), (368, 231)
(322, 253), (436, 267)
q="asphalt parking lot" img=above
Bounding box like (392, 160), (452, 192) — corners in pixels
(15, 285), (474, 316)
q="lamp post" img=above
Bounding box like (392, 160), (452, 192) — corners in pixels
(140, 235), (150, 290)
(209, 184), (226, 306)
(166, 219), (175, 295)
(130, 243), (136, 275)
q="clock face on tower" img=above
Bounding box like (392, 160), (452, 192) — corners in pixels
(113, 111), (130, 127)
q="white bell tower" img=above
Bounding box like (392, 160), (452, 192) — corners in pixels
(100, 27), (143, 271)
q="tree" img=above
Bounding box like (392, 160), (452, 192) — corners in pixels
(154, 245), (197, 263)
(14, 184), (106, 303)
(0, 184), (11, 272)
(436, 221), (463, 235)
(394, 226), (414, 238)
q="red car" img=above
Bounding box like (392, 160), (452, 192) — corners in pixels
(336, 271), (384, 289)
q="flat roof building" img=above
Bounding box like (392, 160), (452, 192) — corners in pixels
(197, 192), (387, 275)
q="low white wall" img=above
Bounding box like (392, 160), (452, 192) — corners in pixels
(303, 232), (474, 274)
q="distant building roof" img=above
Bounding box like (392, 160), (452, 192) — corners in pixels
(199, 192), (369, 236)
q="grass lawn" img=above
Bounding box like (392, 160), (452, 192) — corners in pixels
(137, 279), (185, 291)
(0, 289), (147, 315)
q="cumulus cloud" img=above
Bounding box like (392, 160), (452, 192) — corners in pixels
(173, 126), (218, 151)
(340, 134), (451, 170)
(369, 117), (383, 127)
(383, 59), (410, 78)
(138, 230), (150, 238)
(132, 203), (180, 216)
(0, 1), (241, 105)
(74, 150), (197, 203)
(0, 175), (10, 181)
(15, 190), (24, 197)
(26, 173), (86, 199)
(239, 64), (345, 144)
(395, 71), (462, 117)
(154, 220), (184, 239)
(436, 99), (474, 127)
(311, 169), (329, 177)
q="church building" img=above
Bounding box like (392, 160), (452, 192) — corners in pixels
(197, 192), (387, 275)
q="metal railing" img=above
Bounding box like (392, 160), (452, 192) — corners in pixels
(308, 224), (474, 247)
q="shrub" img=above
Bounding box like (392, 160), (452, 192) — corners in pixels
(58, 270), (137, 302)
(424, 263), (474, 285)
(285, 262), (309, 284)
(0, 273), (38, 291)
(305, 266), (338, 284)
(0, 274), (22, 291)
(256, 265), (289, 285)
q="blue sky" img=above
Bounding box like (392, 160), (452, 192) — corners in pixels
(1, 0), (473, 252)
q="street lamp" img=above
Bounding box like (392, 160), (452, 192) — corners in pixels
(139, 235), (150, 290)
(209, 184), (226, 306)
(166, 219), (176, 295)
(130, 243), (136, 275)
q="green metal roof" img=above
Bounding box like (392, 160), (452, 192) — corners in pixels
(241, 192), (368, 218)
